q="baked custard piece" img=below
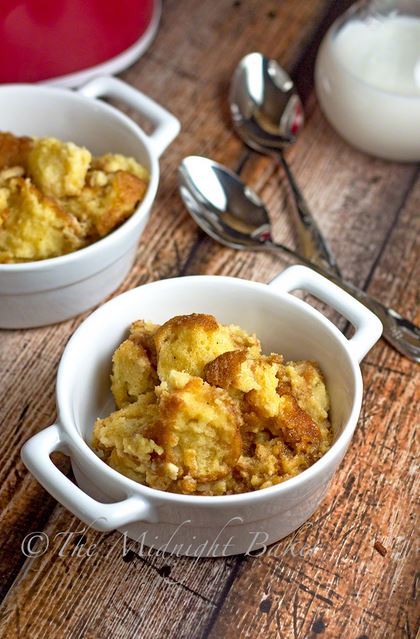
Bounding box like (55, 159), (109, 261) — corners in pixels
(27, 137), (92, 199)
(0, 177), (84, 262)
(156, 370), (242, 483)
(60, 169), (147, 238)
(92, 153), (149, 181)
(92, 392), (163, 485)
(111, 320), (160, 409)
(154, 313), (261, 381)
(0, 132), (149, 263)
(92, 313), (333, 496)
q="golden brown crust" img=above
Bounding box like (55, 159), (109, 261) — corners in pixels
(61, 170), (147, 238)
(0, 132), (32, 171)
(154, 313), (239, 381)
(276, 381), (293, 395)
(96, 170), (146, 236)
(270, 394), (321, 448)
(204, 349), (247, 387)
(155, 313), (219, 344)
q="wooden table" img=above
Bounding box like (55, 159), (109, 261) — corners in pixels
(0, 1), (418, 637)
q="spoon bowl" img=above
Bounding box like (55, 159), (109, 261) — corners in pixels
(230, 51), (304, 151)
(179, 156), (272, 249)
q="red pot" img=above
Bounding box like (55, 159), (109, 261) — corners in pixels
(0, 0), (158, 84)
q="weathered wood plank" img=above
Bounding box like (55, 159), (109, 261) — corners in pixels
(0, 0), (418, 637)
(0, 507), (237, 639)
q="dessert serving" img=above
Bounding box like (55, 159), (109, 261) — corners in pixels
(0, 131), (149, 263)
(92, 312), (332, 496)
(22, 267), (382, 553)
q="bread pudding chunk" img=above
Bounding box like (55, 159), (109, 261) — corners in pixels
(0, 177), (84, 262)
(205, 350), (283, 418)
(154, 313), (259, 381)
(111, 339), (159, 409)
(93, 393), (162, 485)
(0, 131), (149, 263)
(28, 137), (92, 198)
(60, 170), (147, 239)
(92, 153), (149, 181)
(92, 314), (332, 495)
(156, 370), (242, 482)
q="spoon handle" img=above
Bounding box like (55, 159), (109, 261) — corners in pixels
(264, 240), (420, 362)
(276, 151), (341, 276)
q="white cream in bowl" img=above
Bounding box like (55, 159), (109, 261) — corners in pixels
(315, 7), (420, 161)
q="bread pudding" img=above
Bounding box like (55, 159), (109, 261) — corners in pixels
(92, 313), (332, 496)
(0, 131), (148, 263)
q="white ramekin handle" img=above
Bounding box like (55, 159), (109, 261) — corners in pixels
(269, 265), (382, 362)
(21, 424), (157, 531)
(77, 76), (180, 157)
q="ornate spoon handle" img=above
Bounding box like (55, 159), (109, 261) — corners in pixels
(276, 151), (341, 276)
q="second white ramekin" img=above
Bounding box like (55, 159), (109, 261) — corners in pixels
(0, 77), (180, 328)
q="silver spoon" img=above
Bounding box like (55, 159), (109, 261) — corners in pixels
(230, 52), (340, 275)
(178, 156), (420, 363)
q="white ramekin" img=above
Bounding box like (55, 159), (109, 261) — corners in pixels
(21, 266), (382, 557)
(0, 77), (180, 328)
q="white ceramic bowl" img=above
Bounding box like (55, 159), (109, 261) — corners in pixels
(21, 265), (382, 557)
(0, 77), (180, 328)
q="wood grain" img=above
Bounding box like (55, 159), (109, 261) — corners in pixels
(0, 1), (418, 638)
